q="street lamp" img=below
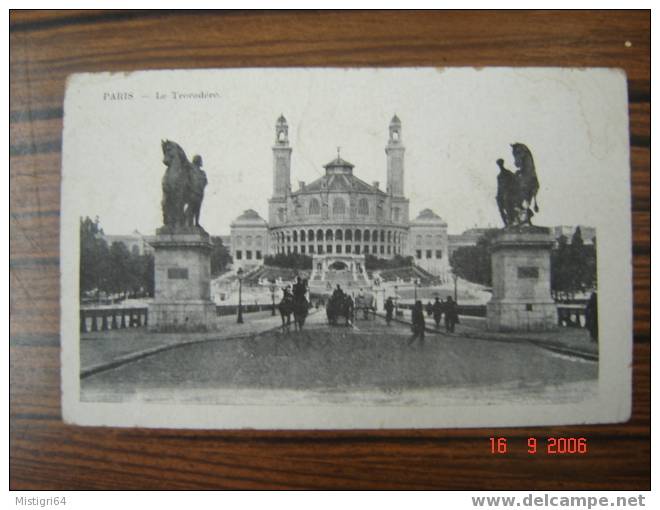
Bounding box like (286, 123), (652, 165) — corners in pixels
(394, 284), (399, 314)
(452, 271), (458, 303)
(413, 278), (419, 302)
(236, 267), (244, 324)
(269, 280), (277, 316)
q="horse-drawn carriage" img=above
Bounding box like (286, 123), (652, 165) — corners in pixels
(326, 293), (354, 326)
(354, 292), (375, 320)
(326, 290), (376, 326)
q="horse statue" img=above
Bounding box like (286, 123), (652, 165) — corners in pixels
(495, 143), (540, 227)
(188, 155), (208, 227)
(160, 140), (208, 229)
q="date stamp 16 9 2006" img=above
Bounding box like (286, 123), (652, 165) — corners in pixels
(490, 437), (588, 455)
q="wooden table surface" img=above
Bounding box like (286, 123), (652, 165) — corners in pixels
(10, 10), (650, 490)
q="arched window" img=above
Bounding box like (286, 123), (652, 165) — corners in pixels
(333, 197), (346, 216)
(387, 231), (392, 243)
(292, 231), (297, 242)
(308, 198), (320, 215)
(335, 229), (343, 241)
(300, 230), (306, 242)
(364, 230), (370, 242)
(380, 230), (385, 243)
(308, 229), (314, 242)
(355, 229), (362, 242)
(358, 198), (369, 215)
(372, 230), (378, 243)
(317, 229), (324, 242)
(345, 229), (352, 242)
(326, 229), (333, 241)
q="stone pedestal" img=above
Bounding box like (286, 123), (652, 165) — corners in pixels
(486, 227), (557, 331)
(148, 227), (216, 332)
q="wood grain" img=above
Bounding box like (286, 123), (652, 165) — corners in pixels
(10, 10), (650, 490)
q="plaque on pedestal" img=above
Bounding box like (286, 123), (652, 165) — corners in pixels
(148, 226), (217, 332)
(486, 227), (557, 331)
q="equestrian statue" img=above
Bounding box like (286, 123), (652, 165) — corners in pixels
(160, 140), (208, 230)
(495, 143), (540, 228)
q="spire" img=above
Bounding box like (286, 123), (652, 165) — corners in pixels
(388, 114), (402, 143)
(275, 114), (289, 145)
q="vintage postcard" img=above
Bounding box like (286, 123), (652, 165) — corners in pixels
(60, 67), (632, 429)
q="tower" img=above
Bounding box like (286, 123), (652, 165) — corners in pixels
(385, 114), (409, 228)
(272, 114), (292, 198)
(386, 114), (405, 197)
(269, 114), (292, 226)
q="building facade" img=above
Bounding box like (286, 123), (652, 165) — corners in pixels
(409, 209), (449, 276)
(229, 209), (269, 270)
(231, 115), (449, 280)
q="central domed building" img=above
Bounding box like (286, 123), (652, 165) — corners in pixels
(230, 115), (449, 287)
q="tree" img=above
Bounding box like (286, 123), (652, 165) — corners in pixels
(140, 253), (155, 297)
(79, 216), (110, 298)
(210, 236), (232, 276)
(108, 241), (132, 298)
(263, 252), (313, 270)
(79, 216), (156, 300)
(551, 230), (597, 300)
(364, 254), (414, 270)
(449, 230), (498, 286)
(568, 227), (587, 294)
(551, 235), (571, 299)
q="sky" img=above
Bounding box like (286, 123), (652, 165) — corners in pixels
(62, 67), (629, 236)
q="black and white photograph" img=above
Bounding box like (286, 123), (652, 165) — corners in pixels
(60, 67), (632, 429)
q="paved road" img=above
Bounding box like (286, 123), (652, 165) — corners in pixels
(81, 313), (597, 405)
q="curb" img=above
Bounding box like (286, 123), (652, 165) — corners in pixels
(371, 311), (598, 362)
(80, 321), (287, 379)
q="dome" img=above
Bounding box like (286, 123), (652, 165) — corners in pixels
(231, 209), (267, 227)
(412, 208), (447, 226)
(390, 114), (401, 125)
(323, 156), (355, 175)
(295, 155), (384, 195)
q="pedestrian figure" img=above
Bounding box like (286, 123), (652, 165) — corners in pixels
(585, 291), (598, 342)
(426, 301), (433, 317)
(345, 294), (355, 326)
(444, 296), (458, 333)
(408, 300), (426, 346)
(384, 297), (394, 326)
(432, 297), (444, 329)
(278, 285), (293, 332)
(332, 284), (344, 302)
